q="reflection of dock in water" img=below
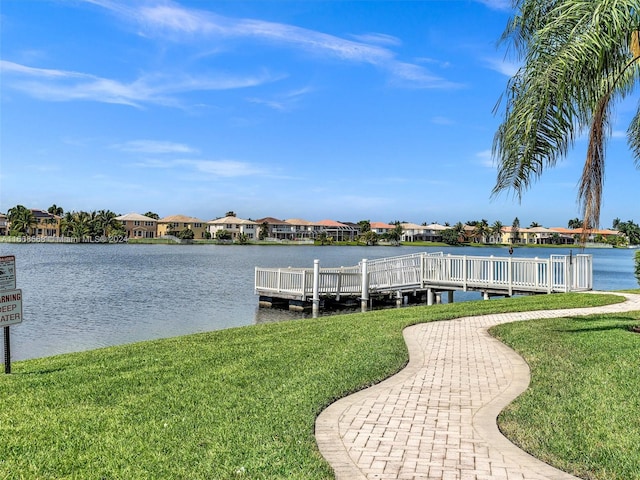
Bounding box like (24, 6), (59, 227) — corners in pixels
(255, 252), (593, 315)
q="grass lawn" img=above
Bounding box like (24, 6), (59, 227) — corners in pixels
(0, 293), (629, 479)
(491, 298), (640, 480)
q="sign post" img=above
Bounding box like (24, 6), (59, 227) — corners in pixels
(0, 256), (19, 374)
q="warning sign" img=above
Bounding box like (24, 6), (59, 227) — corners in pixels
(0, 289), (22, 326)
(0, 256), (16, 291)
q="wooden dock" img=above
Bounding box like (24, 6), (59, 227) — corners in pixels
(255, 252), (593, 314)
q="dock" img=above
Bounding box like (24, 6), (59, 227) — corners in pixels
(255, 252), (593, 315)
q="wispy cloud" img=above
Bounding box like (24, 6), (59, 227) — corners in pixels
(485, 57), (520, 77)
(474, 0), (513, 11)
(134, 158), (267, 177)
(246, 86), (314, 111)
(476, 149), (494, 168)
(431, 116), (455, 126)
(0, 60), (277, 107)
(113, 140), (199, 154)
(83, 0), (459, 89)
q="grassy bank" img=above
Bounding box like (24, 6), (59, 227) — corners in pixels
(491, 301), (640, 480)
(0, 293), (629, 479)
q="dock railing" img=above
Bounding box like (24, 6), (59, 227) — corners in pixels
(255, 252), (593, 312)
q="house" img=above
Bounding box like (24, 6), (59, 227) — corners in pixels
(157, 214), (208, 239)
(32, 209), (61, 237)
(0, 214), (8, 236)
(549, 227), (622, 244)
(207, 216), (258, 240)
(116, 213), (158, 239)
(254, 217), (294, 240)
(370, 222), (395, 236)
(400, 223), (448, 242)
(315, 219), (358, 242)
(285, 218), (321, 240)
(500, 226), (535, 244)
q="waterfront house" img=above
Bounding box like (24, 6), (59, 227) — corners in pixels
(370, 222), (395, 236)
(157, 214), (208, 239)
(116, 213), (158, 239)
(207, 216), (258, 240)
(315, 219), (358, 242)
(285, 218), (321, 240)
(32, 209), (61, 237)
(0, 213), (8, 236)
(254, 217), (295, 240)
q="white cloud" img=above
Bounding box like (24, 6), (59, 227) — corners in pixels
(484, 57), (520, 77)
(431, 116), (455, 126)
(474, 0), (513, 11)
(114, 140), (198, 154)
(134, 158), (267, 178)
(0, 60), (277, 107)
(476, 149), (494, 168)
(82, 0), (459, 89)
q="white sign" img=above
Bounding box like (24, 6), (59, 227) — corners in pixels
(0, 289), (22, 326)
(0, 256), (16, 291)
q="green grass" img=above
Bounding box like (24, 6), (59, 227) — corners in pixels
(491, 297), (640, 480)
(0, 293), (626, 479)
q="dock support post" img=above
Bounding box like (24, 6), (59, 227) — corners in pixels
(435, 292), (442, 304)
(483, 291), (489, 301)
(427, 288), (434, 306)
(312, 259), (320, 318)
(395, 290), (402, 308)
(360, 259), (369, 312)
(447, 291), (454, 304)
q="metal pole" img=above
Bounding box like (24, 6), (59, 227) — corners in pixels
(360, 259), (369, 312)
(4, 326), (10, 374)
(312, 259), (320, 318)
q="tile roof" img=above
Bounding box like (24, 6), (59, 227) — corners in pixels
(158, 214), (206, 223)
(208, 216), (257, 225)
(116, 213), (158, 222)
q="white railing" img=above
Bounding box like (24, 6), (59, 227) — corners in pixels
(255, 252), (593, 302)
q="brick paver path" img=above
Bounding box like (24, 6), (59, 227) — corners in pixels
(315, 292), (640, 480)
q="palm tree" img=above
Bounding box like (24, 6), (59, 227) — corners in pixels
(387, 222), (404, 246)
(47, 204), (64, 216)
(491, 220), (504, 244)
(567, 218), (583, 229)
(7, 205), (36, 236)
(492, 1), (640, 230)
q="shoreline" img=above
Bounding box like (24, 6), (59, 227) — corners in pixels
(0, 235), (624, 249)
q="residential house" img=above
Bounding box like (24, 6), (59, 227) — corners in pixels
(285, 218), (321, 240)
(500, 226), (536, 244)
(254, 217), (294, 240)
(549, 227), (622, 244)
(370, 222), (395, 236)
(157, 214), (208, 239)
(315, 219), (358, 242)
(0, 214), (8, 236)
(399, 223), (449, 242)
(207, 216), (258, 240)
(116, 213), (158, 239)
(32, 209), (61, 237)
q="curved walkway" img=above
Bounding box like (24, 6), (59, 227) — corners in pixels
(315, 292), (640, 480)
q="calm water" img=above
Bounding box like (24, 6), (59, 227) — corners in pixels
(0, 243), (637, 361)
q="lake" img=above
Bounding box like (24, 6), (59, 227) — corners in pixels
(0, 243), (637, 361)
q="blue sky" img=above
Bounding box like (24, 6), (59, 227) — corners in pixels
(1, 0), (638, 228)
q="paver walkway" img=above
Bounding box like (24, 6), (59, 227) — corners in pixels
(315, 292), (640, 480)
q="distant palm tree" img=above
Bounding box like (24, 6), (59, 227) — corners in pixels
(491, 221), (504, 244)
(47, 204), (64, 216)
(7, 205), (36, 235)
(472, 220), (490, 243)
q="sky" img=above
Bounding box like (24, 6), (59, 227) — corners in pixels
(1, 0), (638, 228)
